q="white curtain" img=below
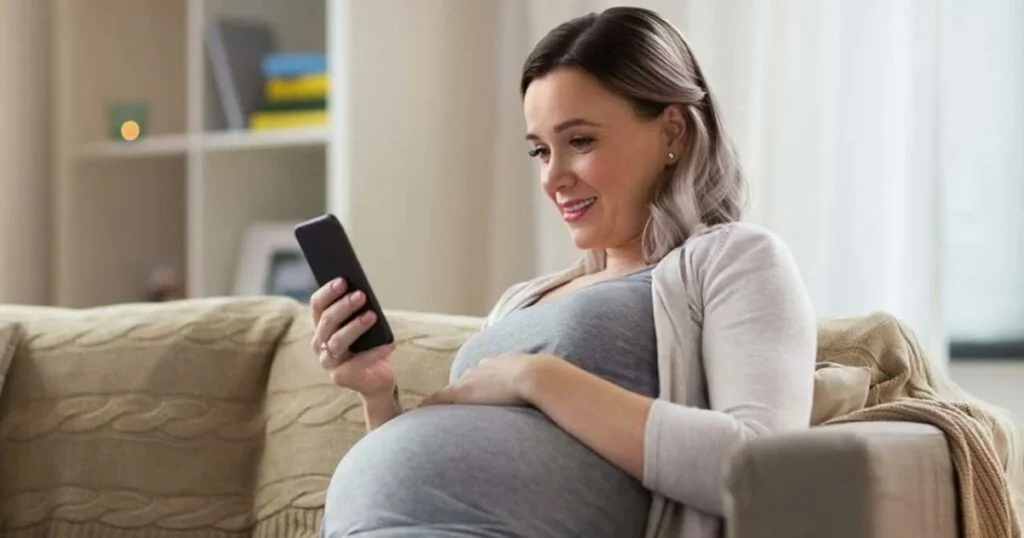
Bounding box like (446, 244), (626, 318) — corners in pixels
(488, 0), (951, 362)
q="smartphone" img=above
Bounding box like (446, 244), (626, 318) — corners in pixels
(294, 213), (394, 354)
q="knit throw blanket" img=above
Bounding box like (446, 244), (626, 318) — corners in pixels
(813, 313), (1023, 538)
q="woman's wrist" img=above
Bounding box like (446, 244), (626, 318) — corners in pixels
(361, 384), (400, 408)
(514, 354), (565, 405)
(360, 385), (402, 430)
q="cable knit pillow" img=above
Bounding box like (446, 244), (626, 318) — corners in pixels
(0, 297), (301, 538)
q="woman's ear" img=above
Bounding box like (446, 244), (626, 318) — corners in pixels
(661, 103), (687, 155)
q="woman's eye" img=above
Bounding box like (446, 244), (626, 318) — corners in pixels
(528, 146), (550, 160)
(569, 136), (595, 151)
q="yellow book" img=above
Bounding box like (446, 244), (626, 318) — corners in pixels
(249, 110), (329, 131)
(266, 74), (329, 102)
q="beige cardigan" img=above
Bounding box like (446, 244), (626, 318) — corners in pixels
(484, 222), (818, 538)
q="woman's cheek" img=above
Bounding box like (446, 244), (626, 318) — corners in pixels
(575, 153), (608, 189)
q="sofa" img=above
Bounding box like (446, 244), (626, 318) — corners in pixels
(0, 296), (958, 538)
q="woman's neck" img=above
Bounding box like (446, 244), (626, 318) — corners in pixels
(601, 246), (648, 277)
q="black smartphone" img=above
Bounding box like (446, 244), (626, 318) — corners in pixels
(294, 213), (394, 354)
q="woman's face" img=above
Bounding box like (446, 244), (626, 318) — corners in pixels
(524, 67), (675, 254)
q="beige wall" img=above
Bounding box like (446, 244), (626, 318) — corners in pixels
(338, 0), (504, 316)
(951, 361), (1024, 424)
(0, 0), (51, 304)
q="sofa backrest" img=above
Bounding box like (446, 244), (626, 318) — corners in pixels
(0, 298), (484, 538)
(0, 297), (306, 537)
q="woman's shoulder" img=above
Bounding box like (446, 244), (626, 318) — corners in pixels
(685, 220), (789, 250)
(654, 222), (811, 325)
(655, 221), (801, 290)
(678, 221), (796, 268)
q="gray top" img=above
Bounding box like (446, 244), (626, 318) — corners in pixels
(478, 223), (820, 538)
(322, 267), (659, 538)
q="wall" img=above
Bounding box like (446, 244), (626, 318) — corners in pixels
(334, 0), (503, 316)
(0, 0), (51, 304)
(951, 361), (1024, 423)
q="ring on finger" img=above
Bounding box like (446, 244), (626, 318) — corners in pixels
(320, 341), (338, 360)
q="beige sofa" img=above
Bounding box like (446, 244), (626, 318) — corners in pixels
(0, 296), (957, 538)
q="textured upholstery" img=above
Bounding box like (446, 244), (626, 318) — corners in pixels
(726, 421), (958, 538)
(0, 297), (966, 537)
(0, 298), (478, 538)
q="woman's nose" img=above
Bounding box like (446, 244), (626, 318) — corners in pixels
(542, 156), (574, 193)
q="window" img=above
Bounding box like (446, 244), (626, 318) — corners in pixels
(941, 0), (1024, 360)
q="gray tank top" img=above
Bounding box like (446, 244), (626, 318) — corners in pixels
(450, 266), (659, 395)
(321, 268), (659, 538)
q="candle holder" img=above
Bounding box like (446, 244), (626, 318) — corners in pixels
(108, 102), (148, 142)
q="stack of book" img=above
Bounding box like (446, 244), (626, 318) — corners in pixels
(249, 52), (328, 131)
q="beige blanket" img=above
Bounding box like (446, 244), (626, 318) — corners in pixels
(813, 313), (1023, 538)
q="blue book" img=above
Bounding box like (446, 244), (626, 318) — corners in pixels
(262, 53), (327, 78)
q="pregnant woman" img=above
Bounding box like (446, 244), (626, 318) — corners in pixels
(314, 6), (817, 538)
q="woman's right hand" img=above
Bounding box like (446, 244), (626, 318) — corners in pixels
(310, 278), (397, 398)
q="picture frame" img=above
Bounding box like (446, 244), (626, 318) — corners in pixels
(233, 221), (318, 303)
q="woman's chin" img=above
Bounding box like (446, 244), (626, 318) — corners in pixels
(568, 229), (601, 251)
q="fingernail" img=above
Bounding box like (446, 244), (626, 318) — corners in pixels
(362, 311), (376, 324)
(352, 291), (365, 304)
(333, 278), (345, 290)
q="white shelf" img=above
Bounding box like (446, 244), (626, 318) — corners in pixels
(202, 127), (329, 152)
(78, 128), (329, 160)
(79, 135), (189, 159)
(53, 0), (333, 307)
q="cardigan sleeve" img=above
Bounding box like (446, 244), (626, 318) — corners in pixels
(642, 224), (818, 515)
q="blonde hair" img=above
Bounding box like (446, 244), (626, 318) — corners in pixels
(520, 6), (745, 266)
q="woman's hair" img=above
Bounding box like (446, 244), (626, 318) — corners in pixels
(520, 6), (745, 264)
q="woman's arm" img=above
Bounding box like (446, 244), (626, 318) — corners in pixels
(643, 226), (817, 514)
(516, 357), (653, 481)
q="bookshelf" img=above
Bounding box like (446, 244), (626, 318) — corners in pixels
(51, 0), (336, 306)
(52, 0), (505, 316)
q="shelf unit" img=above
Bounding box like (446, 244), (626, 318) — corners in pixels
(51, 0), (506, 316)
(51, 0), (335, 306)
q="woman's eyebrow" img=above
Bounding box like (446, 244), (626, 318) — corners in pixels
(526, 117), (602, 141)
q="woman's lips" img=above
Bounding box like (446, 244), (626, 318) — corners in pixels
(560, 197), (597, 222)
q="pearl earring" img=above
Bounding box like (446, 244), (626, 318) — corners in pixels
(668, 152), (676, 162)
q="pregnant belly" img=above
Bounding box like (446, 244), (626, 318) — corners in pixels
(323, 405), (651, 538)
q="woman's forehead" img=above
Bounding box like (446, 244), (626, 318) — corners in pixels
(524, 70), (633, 133)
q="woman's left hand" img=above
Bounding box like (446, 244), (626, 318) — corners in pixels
(419, 353), (554, 408)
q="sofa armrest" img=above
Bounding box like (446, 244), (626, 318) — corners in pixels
(724, 421), (957, 538)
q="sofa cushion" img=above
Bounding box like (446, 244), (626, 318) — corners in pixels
(811, 362), (871, 426)
(0, 297), (302, 538)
